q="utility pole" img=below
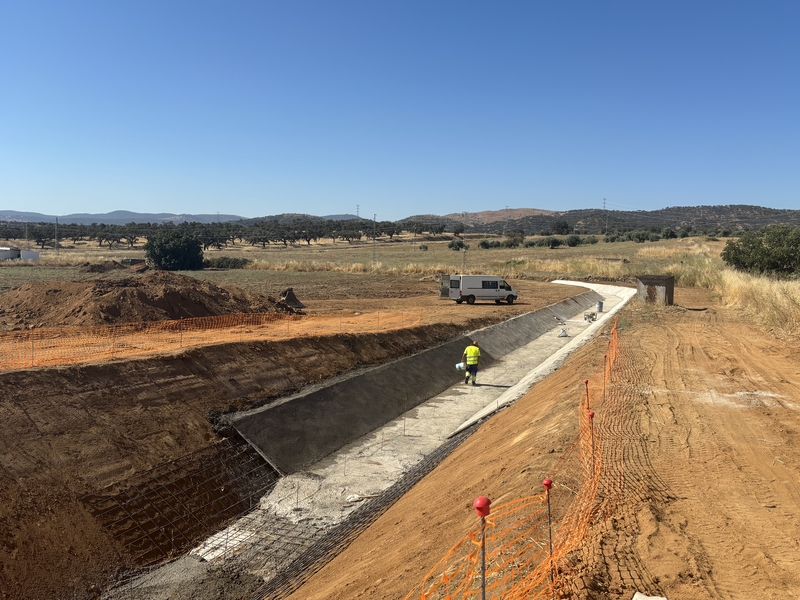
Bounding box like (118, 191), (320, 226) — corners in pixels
(372, 213), (377, 267)
(502, 205), (509, 236)
(55, 216), (59, 256)
(461, 212), (467, 272)
(603, 198), (609, 235)
(356, 204), (360, 218)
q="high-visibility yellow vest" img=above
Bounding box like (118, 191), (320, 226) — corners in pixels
(464, 345), (480, 365)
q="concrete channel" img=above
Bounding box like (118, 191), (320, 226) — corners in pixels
(103, 282), (636, 598)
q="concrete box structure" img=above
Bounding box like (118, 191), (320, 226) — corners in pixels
(0, 247), (21, 260)
(0, 247), (39, 261)
(637, 275), (674, 305)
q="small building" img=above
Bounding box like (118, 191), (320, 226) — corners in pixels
(637, 275), (674, 305)
(0, 247), (39, 262)
(0, 247), (21, 260)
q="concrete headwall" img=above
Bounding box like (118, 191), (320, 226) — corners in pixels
(226, 290), (603, 474)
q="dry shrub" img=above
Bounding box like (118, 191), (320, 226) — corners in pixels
(717, 270), (800, 336)
(635, 240), (715, 258)
(664, 255), (724, 288)
(515, 258), (630, 278)
(36, 253), (122, 266)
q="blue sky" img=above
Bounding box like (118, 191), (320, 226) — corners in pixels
(1, 1), (798, 222)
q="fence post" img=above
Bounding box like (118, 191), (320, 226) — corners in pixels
(473, 496), (491, 600)
(603, 354), (607, 404)
(543, 478), (554, 589)
(588, 411), (595, 475)
(584, 379), (590, 411)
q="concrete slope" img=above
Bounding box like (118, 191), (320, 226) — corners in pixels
(453, 281), (638, 434)
(226, 290), (603, 475)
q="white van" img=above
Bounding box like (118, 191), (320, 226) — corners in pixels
(448, 275), (518, 305)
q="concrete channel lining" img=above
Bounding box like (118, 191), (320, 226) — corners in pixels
(225, 289), (604, 476)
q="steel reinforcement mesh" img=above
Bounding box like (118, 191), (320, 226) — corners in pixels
(247, 426), (479, 600)
(80, 438), (280, 566)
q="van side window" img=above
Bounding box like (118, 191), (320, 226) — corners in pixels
(450, 280), (460, 288)
(501, 281), (509, 290)
(482, 280), (498, 289)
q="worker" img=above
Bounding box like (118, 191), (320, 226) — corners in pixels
(462, 340), (481, 386)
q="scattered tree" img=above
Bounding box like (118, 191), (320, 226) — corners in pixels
(721, 225), (800, 277)
(144, 230), (204, 270)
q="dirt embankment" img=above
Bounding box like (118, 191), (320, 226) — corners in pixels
(0, 272), (580, 600)
(0, 319), (495, 600)
(0, 271), (294, 331)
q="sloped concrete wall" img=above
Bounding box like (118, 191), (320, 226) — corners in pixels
(226, 290), (603, 474)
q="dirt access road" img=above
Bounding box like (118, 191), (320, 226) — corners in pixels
(285, 288), (800, 600)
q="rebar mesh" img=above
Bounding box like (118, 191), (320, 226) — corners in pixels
(80, 438), (280, 566)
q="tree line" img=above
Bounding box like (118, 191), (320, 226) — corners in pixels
(0, 218), (458, 251)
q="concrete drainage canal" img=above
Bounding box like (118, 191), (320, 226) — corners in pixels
(98, 282), (634, 599)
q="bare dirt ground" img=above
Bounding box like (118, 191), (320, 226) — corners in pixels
(284, 288), (800, 600)
(0, 271), (575, 600)
(2, 267), (799, 599)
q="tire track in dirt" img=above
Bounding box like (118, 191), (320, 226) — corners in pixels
(625, 303), (800, 599)
(681, 316), (800, 598)
(580, 324), (675, 597)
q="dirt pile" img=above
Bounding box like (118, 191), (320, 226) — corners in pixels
(0, 271), (293, 330)
(79, 260), (127, 274)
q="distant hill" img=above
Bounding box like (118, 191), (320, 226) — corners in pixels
(466, 205), (800, 235)
(0, 210), (368, 226)
(2, 205), (800, 233)
(444, 208), (558, 225)
(0, 210), (247, 226)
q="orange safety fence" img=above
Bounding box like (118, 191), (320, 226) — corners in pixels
(0, 310), (423, 372)
(405, 319), (620, 600)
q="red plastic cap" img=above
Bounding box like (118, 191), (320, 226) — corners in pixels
(473, 496), (491, 517)
(588, 411), (595, 420)
(542, 478), (553, 491)
(584, 379), (589, 384)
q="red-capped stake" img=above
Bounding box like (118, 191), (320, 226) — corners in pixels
(473, 496), (491, 517)
(542, 478), (553, 491)
(588, 411), (595, 420)
(472, 496), (492, 517)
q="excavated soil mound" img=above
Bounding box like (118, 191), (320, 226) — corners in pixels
(79, 260), (127, 274)
(0, 271), (292, 330)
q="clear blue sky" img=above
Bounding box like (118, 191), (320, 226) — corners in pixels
(1, 1), (798, 222)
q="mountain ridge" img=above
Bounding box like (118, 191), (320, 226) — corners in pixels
(2, 205), (800, 233)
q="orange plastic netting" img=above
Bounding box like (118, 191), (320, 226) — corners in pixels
(405, 320), (620, 600)
(0, 310), (423, 372)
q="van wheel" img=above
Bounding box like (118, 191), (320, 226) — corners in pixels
(495, 299), (502, 304)
(456, 299), (463, 304)
(507, 296), (515, 304)
(466, 296), (476, 305)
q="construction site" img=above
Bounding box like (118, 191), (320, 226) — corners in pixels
(1, 269), (800, 600)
